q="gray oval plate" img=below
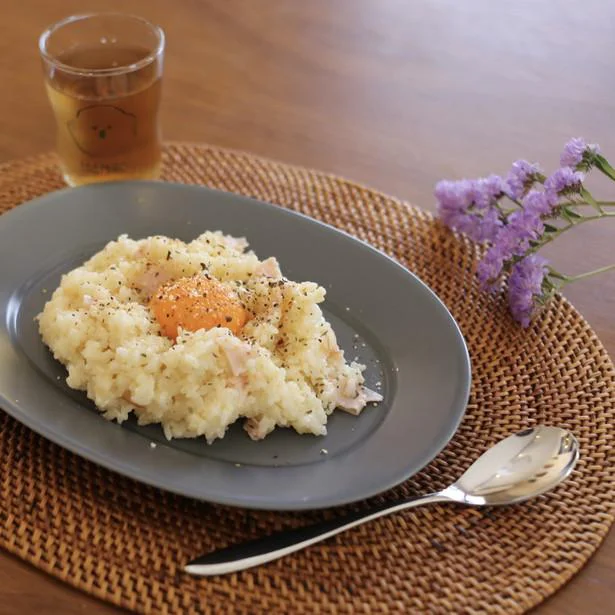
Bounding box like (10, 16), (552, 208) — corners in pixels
(0, 181), (470, 510)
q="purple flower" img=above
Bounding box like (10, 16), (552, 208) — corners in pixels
(435, 176), (506, 212)
(435, 179), (479, 235)
(451, 212), (485, 239)
(477, 245), (506, 291)
(475, 190), (550, 291)
(471, 207), (502, 242)
(506, 160), (542, 200)
(434, 179), (473, 210)
(507, 255), (549, 327)
(560, 138), (600, 169)
(508, 207), (544, 243)
(496, 225), (529, 257)
(475, 175), (508, 209)
(435, 178), (503, 243)
(523, 189), (557, 216)
(544, 167), (585, 195)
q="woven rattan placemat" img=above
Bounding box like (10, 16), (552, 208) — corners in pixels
(1, 144), (614, 614)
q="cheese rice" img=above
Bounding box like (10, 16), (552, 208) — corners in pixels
(38, 232), (381, 443)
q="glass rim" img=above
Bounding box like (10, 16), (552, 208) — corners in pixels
(39, 12), (165, 77)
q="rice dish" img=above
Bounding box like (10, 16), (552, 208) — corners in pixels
(38, 232), (382, 443)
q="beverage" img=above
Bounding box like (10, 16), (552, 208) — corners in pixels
(40, 14), (165, 186)
(45, 46), (162, 185)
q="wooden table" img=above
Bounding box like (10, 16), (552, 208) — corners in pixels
(1, 1), (613, 613)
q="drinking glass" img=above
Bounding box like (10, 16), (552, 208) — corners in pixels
(39, 13), (165, 186)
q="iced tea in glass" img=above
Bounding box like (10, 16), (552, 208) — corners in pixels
(39, 13), (165, 186)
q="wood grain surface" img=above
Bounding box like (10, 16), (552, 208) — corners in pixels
(0, 1), (613, 613)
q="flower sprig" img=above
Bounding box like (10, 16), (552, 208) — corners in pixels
(435, 138), (615, 327)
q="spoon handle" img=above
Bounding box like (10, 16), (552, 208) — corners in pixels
(184, 493), (448, 576)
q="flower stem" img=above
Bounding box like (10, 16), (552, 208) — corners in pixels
(580, 187), (603, 213)
(525, 211), (615, 256)
(574, 201), (615, 207)
(595, 154), (615, 182)
(557, 263), (615, 288)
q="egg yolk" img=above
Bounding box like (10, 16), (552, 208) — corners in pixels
(150, 275), (248, 339)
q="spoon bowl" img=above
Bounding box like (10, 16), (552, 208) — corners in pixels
(448, 426), (579, 506)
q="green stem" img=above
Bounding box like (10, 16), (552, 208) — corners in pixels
(572, 201), (615, 207)
(499, 196), (522, 215)
(580, 187), (603, 213)
(522, 211), (615, 258)
(557, 263), (615, 288)
(595, 154), (615, 182)
(500, 200), (615, 216)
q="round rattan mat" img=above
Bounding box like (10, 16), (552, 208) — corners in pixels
(1, 144), (614, 615)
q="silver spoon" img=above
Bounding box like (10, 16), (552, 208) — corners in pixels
(185, 425), (578, 576)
